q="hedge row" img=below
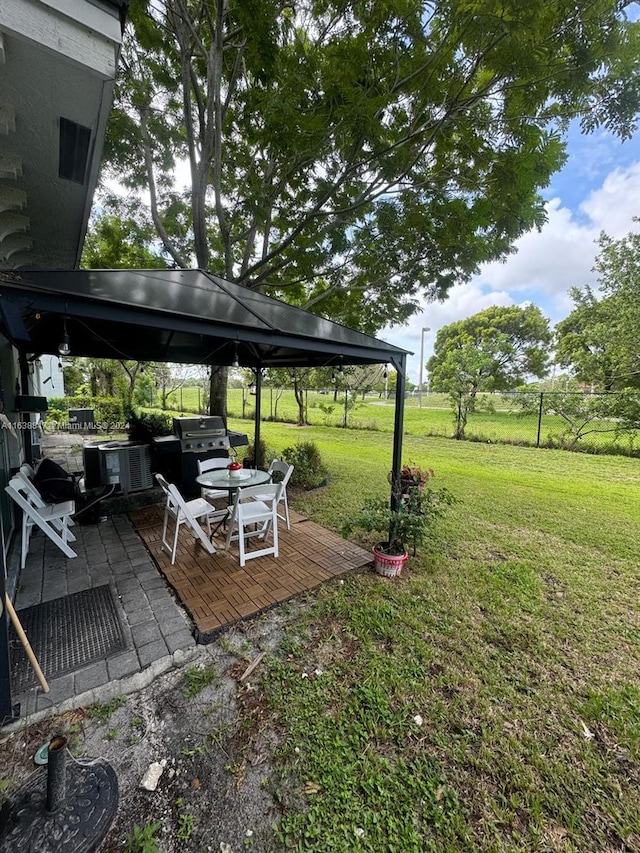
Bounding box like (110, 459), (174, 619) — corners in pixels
(46, 396), (125, 428)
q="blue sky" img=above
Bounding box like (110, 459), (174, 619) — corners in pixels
(383, 125), (640, 386)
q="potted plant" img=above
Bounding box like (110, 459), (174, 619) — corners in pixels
(242, 438), (270, 470)
(397, 463), (435, 494)
(342, 472), (456, 577)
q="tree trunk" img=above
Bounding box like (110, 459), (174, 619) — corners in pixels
(209, 365), (228, 424)
(293, 374), (306, 426)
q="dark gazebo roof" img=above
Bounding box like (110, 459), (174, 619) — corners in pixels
(0, 269), (409, 368)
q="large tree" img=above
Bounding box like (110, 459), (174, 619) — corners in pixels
(555, 227), (640, 390)
(427, 305), (552, 437)
(100, 0), (640, 416)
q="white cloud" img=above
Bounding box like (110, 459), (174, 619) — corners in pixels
(381, 283), (515, 384)
(380, 159), (640, 386)
(579, 162), (640, 236)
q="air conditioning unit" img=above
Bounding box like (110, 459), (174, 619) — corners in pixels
(98, 442), (153, 494)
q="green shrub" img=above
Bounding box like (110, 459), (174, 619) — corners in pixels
(281, 441), (329, 489)
(95, 398), (124, 427)
(242, 438), (274, 468)
(45, 395), (123, 428)
(128, 411), (173, 442)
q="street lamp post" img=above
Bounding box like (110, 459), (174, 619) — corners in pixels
(418, 326), (430, 409)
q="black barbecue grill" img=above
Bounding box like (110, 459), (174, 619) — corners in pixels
(152, 416), (249, 498)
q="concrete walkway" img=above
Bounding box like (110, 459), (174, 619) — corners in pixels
(9, 431), (197, 722)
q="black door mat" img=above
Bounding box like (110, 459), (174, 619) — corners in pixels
(9, 585), (128, 694)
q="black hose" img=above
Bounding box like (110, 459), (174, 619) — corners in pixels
(72, 484), (117, 520)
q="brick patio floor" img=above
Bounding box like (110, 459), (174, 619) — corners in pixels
(130, 504), (372, 641)
(5, 431), (372, 720)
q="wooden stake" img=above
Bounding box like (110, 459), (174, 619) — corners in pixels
(4, 595), (50, 693)
(240, 650), (266, 682)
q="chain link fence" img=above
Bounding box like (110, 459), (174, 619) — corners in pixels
(425, 390), (640, 457)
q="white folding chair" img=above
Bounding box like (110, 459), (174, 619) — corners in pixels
(18, 466), (76, 539)
(20, 462), (36, 479)
(251, 460), (293, 530)
(6, 476), (77, 569)
(197, 456), (231, 503)
(155, 473), (226, 565)
(225, 484), (280, 567)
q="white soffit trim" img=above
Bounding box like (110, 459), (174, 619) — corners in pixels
(1, 0), (120, 78)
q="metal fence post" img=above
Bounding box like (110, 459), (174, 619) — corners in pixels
(536, 392), (544, 447)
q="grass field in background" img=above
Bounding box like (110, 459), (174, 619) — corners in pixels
(163, 386), (639, 456)
(239, 424), (640, 851)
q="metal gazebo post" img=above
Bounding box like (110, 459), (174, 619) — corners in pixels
(390, 354), (407, 512)
(253, 367), (263, 469)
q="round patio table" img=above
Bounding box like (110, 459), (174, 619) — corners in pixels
(196, 467), (271, 495)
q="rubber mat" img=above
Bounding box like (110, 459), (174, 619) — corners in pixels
(9, 585), (127, 693)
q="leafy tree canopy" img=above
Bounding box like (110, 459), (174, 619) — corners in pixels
(427, 305), (553, 395)
(101, 0), (640, 337)
(82, 213), (167, 269)
(555, 227), (640, 390)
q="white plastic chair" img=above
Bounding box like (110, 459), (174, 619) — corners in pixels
(251, 460), (293, 530)
(16, 467), (77, 541)
(225, 483), (280, 567)
(5, 475), (77, 569)
(155, 473), (226, 565)
(197, 456), (231, 503)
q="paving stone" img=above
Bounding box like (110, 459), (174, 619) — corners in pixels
(107, 650), (141, 681)
(145, 585), (172, 603)
(16, 691), (38, 718)
(126, 604), (155, 627)
(73, 660), (109, 695)
(35, 673), (75, 709)
(140, 575), (167, 591)
(67, 575), (93, 594)
(160, 617), (193, 641)
(117, 576), (144, 594)
(42, 583), (68, 602)
(112, 568), (137, 584)
(131, 620), (164, 647)
(148, 590), (185, 622)
(128, 558), (153, 572)
(164, 628), (195, 654)
(15, 590), (42, 609)
(138, 638), (169, 669)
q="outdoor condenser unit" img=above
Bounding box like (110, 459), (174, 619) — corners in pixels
(98, 442), (153, 494)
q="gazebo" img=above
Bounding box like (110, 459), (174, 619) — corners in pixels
(0, 268), (410, 470)
(0, 267), (411, 722)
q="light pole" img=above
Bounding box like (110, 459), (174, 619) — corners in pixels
(418, 326), (430, 409)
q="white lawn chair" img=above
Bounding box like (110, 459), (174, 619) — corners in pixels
(18, 466), (76, 539)
(197, 455), (231, 503)
(6, 475), (77, 569)
(155, 473), (226, 565)
(251, 460), (293, 530)
(225, 483), (280, 567)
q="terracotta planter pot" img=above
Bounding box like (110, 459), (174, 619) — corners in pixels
(372, 544), (408, 578)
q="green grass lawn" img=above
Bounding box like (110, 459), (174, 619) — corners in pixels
(164, 387), (639, 456)
(237, 422), (640, 851)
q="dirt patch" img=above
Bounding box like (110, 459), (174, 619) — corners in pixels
(0, 605), (304, 852)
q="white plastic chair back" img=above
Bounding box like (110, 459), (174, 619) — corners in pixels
(252, 460), (293, 530)
(155, 473), (220, 564)
(5, 475), (77, 569)
(197, 456), (230, 502)
(225, 483), (280, 567)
